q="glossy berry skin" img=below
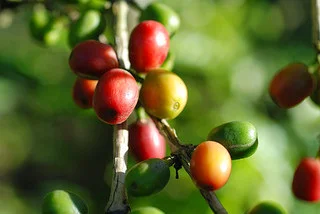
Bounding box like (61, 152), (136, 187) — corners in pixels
(190, 141), (232, 191)
(125, 158), (170, 197)
(42, 190), (88, 214)
(72, 77), (98, 109)
(207, 121), (258, 160)
(93, 68), (139, 125)
(292, 157), (320, 202)
(129, 119), (166, 162)
(269, 63), (314, 108)
(140, 2), (180, 36)
(69, 40), (119, 79)
(139, 69), (188, 119)
(129, 20), (169, 73)
(247, 201), (286, 214)
(68, 10), (106, 48)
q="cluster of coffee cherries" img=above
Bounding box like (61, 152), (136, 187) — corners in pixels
(269, 63), (320, 203)
(39, 1), (263, 213)
(29, 0), (108, 48)
(126, 120), (258, 202)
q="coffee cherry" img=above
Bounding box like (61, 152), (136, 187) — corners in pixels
(269, 63), (314, 108)
(44, 16), (68, 46)
(292, 157), (320, 202)
(190, 141), (232, 191)
(29, 4), (51, 42)
(29, 5), (67, 46)
(207, 121), (258, 159)
(69, 40), (118, 79)
(42, 190), (88, 214)
(131, 207), (165, 214)
(72, 77), (98, 109)
(129, 20), (169, 73)
(140, 2), (180, 36)
(247, 201), (286, 214)
(68, 10), (106, 48)
(129, 118), (166, 162)
(139, 69), (188, 119)
(93, 68), (139, 125)
(125, 158), (170, 197)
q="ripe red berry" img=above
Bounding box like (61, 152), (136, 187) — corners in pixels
(72, 77), (98, 109)
(292, 157), (320, 202)
(93, 68), (139, 125)
(129, 20), (169, 73)
(129, 118), (166, 162)
(69, 40), (119, 79)
(269, 63), (314, 108)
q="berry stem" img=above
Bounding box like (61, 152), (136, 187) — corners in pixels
(105, 1), (131, 214)
(136, 106), (148, 121)
(163, 155), (176, 167)
(152, 117), (228, 214)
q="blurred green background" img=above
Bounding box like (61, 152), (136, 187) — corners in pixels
(1, 0), (320, 213)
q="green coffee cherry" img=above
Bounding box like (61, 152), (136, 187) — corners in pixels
(160, 51), (175, 71)
(44, 17), (68, 46)
(125, 158), (170, 197)
(42, 190), (88, 214)
(247, 201), (286, 214)
(68, 9), (106, 48)
(140, 2), (180, 36)
(131, 207), (165, 214)
(207, 121), (258, 160)
(29, 4), (51, 41)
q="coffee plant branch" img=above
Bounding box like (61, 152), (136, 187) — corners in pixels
(152, 118), (228, 214)
(105, 1), (131, 214)
(106, 0), (228, 213)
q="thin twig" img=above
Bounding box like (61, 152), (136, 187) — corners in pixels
(152, 117), (228, 214)
(105, 1), (131, 214)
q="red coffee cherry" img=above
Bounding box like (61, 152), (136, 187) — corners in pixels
(93, 68), (139, 125)
(69, 40), (119, 79)
(190, 141), (232, 191)
(129, 118), (166, 162)
(292, 157), (320, 202)
(269, 63), (314, 108)
(72, 77), (98, 109)
(129, 20), (169, 73)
